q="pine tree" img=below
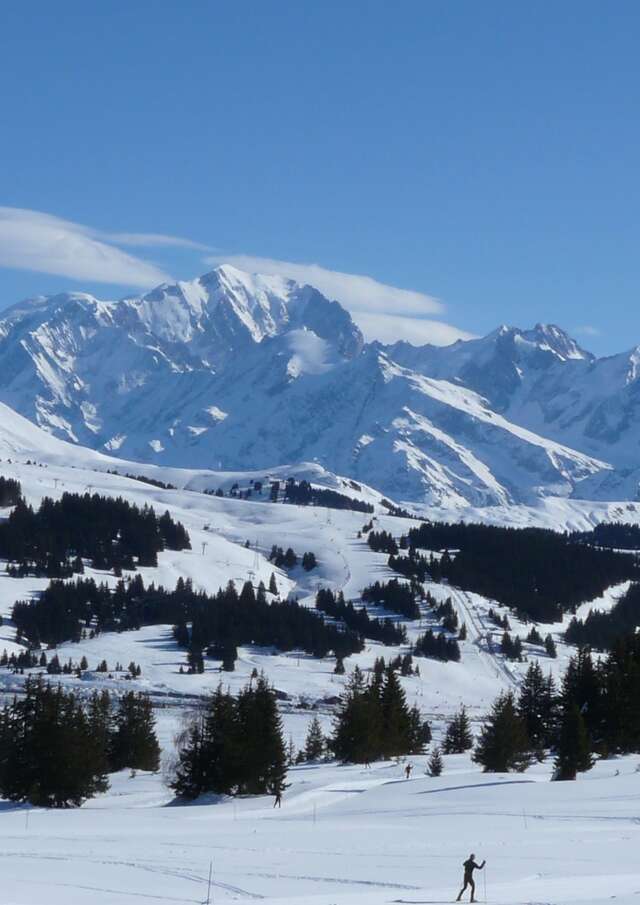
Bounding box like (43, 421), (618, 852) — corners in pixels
(517, 661), (556, 754)
(329, 667), (377, 763)
(380, 667), (412, 759)
(171, 716), (209, 799)
(110, 692), (160, 772)
(545, 634), (557, 658)
(408, 703), (431, 752)
(87, 688), (113, 778)
(0, 678), (108, 807)
(561, 647), (602, 740)
(304, 716), (325, 761)
(428, 745), (444, 777)
(553, 702), (593, 780)
(269, 572), (278, 596)
(443, 706), (473, 754)
(473, 691), (531, 773)
(236, 675), (287, 796)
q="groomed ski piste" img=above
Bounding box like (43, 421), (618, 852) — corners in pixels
(1, 401), (640, 905)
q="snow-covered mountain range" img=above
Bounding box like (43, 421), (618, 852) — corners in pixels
(0, 264), (638, 508)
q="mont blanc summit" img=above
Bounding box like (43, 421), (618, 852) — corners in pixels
(0, 264), (637, 507)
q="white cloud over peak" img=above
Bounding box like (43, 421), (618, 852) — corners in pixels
(356, 312), (474, 346)
(207, 253), (472, 346)
(0, 207), (207, 288)
(574, 325), (601, 337)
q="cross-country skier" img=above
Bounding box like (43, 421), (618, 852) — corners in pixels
(405, 763), (413, 779)
(456, 853), (485, 902)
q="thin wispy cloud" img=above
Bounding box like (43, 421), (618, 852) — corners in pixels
(207, 253), (472, 346)
(574, 325), (601, 337)
(0, 207), (207, 288)
(356, 312), (474, 346)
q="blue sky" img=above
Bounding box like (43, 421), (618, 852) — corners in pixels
(1, 1), (639, 353)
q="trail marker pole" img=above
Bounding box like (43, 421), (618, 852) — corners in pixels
(206, 858), (213, 904)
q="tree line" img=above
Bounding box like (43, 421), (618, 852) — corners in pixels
(0, 475), (22, 507)
(13, 574), (364, 662)
(565, 582), (640, 649)
(402, 521), (638, 622)
(570, 522), (640, 551)
(0, 680), (159, 807)
(361, 579), (421, 619)
(1, 491), (190, 578)
(281, 478), (374, 513)
(315, 588), (406, 646)
(473, 637), (640, 777)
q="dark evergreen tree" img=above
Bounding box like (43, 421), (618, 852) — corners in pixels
(304, 716), (325, 761)
(302, 552), (318, 571)
(329, 666), (429, 763)
(428, 745), (444, 777)
(0, 678), (108, 807)
(443, 706), (473, 754)
(329, 667), (377, 764)
(517, 661), (556, 754)
(0, 476), (22, 507)
(473, 692), (531, 773)
(171, 716), (209, 799)
(172, 676), (286, 799)
(553, 702), (593, 780)
(110, 692), (160, 772)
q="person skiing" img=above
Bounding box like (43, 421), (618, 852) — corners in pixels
(272, 784), (283, 808)
(405, 763), (413, 779)
(456, 853), (485, 902)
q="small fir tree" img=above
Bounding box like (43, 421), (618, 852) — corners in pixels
(428, 745), (444, 777)
(304, 716), (325, 761)
(553, 702), (593, 780)
(473, 691), (531, 773)
(443, 706), (473, 754)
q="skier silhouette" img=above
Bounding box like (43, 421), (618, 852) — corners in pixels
(456, 853), (485, 902)
(405, 763), (413, 779)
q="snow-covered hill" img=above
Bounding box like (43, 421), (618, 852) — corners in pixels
(1, 403), (639, 905)
(0, 265), (638, 507)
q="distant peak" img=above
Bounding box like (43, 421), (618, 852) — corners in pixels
(524, 323), (592, 361)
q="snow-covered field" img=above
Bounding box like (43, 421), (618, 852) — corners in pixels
(1, 410), (640, 904)
(2, 747), (640, 905)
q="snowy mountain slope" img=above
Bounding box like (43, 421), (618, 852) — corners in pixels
(1, 419), (639, 904)
(0, 265), (638, 506)
(390, 323), (640, 474)
(0, 425), (633, 714)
